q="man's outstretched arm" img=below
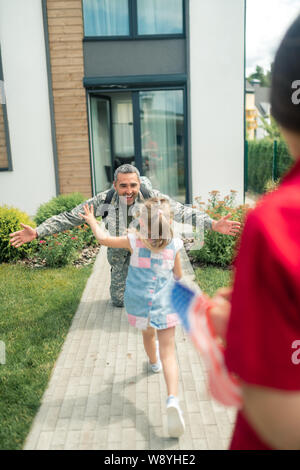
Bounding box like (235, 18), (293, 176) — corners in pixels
(154, 190), (241, 236)
(10, 191), (108, 247)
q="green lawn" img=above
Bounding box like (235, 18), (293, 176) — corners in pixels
(0, 263), (93, 450)
(194, 265), (232, 297)
(0, 260), (231, 450)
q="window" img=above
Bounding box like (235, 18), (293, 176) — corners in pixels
(82, 0), (184, 38)
(137, 0), (183, 35)
(83, 0), (130, 37)
(0, 47), (12, 171)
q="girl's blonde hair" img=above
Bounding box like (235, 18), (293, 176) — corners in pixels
(132, 197), (173, 252)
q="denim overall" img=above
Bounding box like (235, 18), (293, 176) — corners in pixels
(124, 233), (183, 330)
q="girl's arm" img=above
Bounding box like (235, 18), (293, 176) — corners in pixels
(79, 204), (131, 251)
(173, 251), (183, 280)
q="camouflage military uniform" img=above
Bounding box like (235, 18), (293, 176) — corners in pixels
(36, 177), (213, 307)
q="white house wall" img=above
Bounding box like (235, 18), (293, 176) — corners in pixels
(0, 0), (56, 217)
(189, 0), (245, 205)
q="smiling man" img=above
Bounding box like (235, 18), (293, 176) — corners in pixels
(10, 164), (240, 307)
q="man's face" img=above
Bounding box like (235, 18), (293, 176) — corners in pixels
(113, 172), (141, 205)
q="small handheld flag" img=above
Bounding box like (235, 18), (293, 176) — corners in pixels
(171, 281), (242, 408)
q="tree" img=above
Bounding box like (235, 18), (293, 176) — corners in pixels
(258, 115), (283, 140)
(247, 65), (272, 87)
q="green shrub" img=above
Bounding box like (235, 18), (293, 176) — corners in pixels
(34, 193), (85, 225)
(247, 139), (292, 194)
(36, 232), (78, 268)
(264, 178), (280, 193)
(190, 191), (249, 268)
(0, 206), (37, 263)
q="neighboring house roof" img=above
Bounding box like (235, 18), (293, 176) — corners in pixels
(245, 80), (255, 93)
(254, 86), (271, 117)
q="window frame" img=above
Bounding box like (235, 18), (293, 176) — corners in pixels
(82, 0), (186, 41)
(0, 46), (12, 172)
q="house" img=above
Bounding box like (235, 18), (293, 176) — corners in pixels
(246, 79), (271, 140)
(0, 0), (246, 216)
(254, 84), (271, 140)
(245, 80), (258, 140)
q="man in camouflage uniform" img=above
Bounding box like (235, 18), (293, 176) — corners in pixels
(10, 164), (240, 307)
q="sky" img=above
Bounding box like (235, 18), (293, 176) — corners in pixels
(246, 0), (300, 76)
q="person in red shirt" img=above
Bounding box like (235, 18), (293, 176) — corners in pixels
(210, 14), (300, 450)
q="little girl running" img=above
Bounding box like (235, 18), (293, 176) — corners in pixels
(80, 197), (185, 438)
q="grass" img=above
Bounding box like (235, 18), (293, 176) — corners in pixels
(194, 265), (232, 297)
(0, 263), (93, 450)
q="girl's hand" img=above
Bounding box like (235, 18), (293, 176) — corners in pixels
(79, 204), (96, 225)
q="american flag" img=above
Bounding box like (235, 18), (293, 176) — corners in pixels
(171, 281), (242, 408)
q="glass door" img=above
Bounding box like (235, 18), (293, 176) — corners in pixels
(110, 92), (135, 170)
(139, 89), (185, 203)
(90, 96), (113, 193)
(89, 89), (186, 202)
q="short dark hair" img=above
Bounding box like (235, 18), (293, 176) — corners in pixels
(114, 164), (140, 182)
(271, 14), (300, 132)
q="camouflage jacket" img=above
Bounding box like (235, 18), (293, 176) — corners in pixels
(36, 177), (213, 239)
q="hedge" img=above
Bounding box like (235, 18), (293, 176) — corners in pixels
(247, 139), (293, 194)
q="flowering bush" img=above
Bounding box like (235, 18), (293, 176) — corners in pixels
(34, 192), (99, 253)
(31, 193), (100, 267)
(69, 224), (99, 249)
(36, 232), (78, 268)
(190, 191), (250, 267)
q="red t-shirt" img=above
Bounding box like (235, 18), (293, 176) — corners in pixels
(225, 157), (300, 450)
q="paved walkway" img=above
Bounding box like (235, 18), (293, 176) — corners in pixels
(23, 247), (235, 450)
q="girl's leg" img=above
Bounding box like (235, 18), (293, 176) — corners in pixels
(157, 327), (178, 397)
(157, 326), (185, 437)
(142, 325), (157, 364)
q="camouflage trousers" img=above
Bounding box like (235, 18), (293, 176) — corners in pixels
(107, 247), (131, 307)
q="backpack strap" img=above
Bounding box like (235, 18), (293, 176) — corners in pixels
(102, 188), (115, 219)
(101, 183), (151, 219)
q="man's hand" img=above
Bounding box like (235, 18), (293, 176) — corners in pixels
(9, 224), (37, 248)
(212, 213), (241, 236)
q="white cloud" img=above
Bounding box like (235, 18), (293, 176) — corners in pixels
(246, 0), (300, 76)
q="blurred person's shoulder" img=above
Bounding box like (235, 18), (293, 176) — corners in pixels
(246, 170), (300, 268)
(254, 170), (300, 228)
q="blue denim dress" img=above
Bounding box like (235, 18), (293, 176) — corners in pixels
(124, 233), (183, 330)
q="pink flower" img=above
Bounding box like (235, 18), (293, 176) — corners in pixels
(39, 240), (46, 244)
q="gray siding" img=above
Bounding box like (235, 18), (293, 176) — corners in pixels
(83, 39), (186, 78)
